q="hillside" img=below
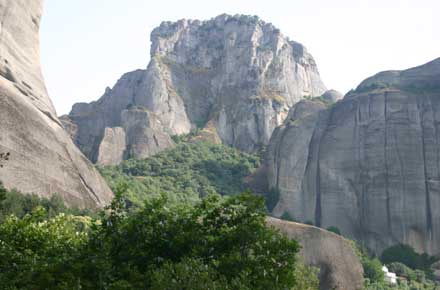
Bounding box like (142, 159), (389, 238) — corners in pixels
(99, 139), (261, 206)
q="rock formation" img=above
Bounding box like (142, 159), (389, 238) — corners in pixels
(0, 0), (113, 208)
(63, 14), (326, 165)
(266, 58), (440, 256)
(267, 217), (364, 290)
(321, 89), (343, 103)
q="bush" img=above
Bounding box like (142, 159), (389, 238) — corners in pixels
(0, 207), (89, 288)
(0, 183), (93, 222)
(265, 187), (280, 212)
(326, 226), (341, 235)
(0, 192), (306, 289)
(381, 244), (439, 278)
(388, 262), (416, 280)
(281, 211), (296, 222)
(99, 141), (261, 207)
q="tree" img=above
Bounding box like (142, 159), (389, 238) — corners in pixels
(0, 191), (308, 289)
(327, 226), (341, 235)
(82, 192), (301, 289)
(0, 207), (88, 289)
(381, 244), (439, 277)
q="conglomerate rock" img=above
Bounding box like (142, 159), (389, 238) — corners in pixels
(65, 14), (326, 164)
(0, 0), (113, 208)
(266, 58), (440, 255)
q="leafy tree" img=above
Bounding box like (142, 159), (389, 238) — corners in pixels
(291, 261), (320, 290)
(326, 226), (341, 235)
(281, 211), (296, 222)
(99, 141), (260, 207)
(381, 244), (439, 278)
(82, 192), (300, 290)
(0, 185), (93, 223)
(0, 207), (88, 289)
(363, 256), (385, 283)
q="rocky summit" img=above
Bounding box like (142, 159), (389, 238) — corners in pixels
(63, 14), (327, 165)
(0, 0), (113, 208)
(266, 58), (440, 256)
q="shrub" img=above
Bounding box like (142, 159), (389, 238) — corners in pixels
(381, 244), (439, 278)
(281, 211), (296, 222)
(0, 192), (307, 289)
(99, 141), (261, 207)
(265, 187), (280, 212)
(326, 226), (341, 235)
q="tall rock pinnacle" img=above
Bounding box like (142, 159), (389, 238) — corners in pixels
(0, 0), (113, 208)
(64, 14), (327, 165)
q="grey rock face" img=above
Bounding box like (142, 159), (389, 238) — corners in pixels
(266, 58), (440, 256)
(0, 0), (113, 208)
(65, 14), (326, 164)
(121, 107), (174, 160)
(96, 127), (126, 166)
(267, 217), (364, 290)
(322, 89), (343, 103)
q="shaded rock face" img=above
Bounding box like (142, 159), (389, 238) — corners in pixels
(322, 89), (343, 103)
(266, 58), (440, 255)
(65, 14), (326, 164)
(0, 0), (113, 208)
(267, 217), (364, 290)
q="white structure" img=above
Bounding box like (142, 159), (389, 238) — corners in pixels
(382, 266), (397, 284)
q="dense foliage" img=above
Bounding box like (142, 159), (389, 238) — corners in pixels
(0, 190), (317, 290)
(0, 182), (92, 222)
(99, 141), (260, 206)
(353, 242), (440, 290)
(381, 244), (439, 278)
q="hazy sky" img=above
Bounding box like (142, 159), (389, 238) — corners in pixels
(40, 0), (440, 115)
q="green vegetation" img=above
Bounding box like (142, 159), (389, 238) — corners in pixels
(326, 226), (341, 235)
(99, 141), (261, 207)
(281, 211), (297, 222)
(352, 242), (440, 290)
(265, 187), (280, 212)
(354, 243), (385, 284)
(381, 244), (439, 278)
(0, 189), (319, 290)
(0, 182), (93, 222)
(303, 94), (333, 106)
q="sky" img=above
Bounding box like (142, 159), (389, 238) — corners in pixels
(40, 0), (440, 115)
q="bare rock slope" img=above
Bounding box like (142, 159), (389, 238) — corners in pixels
(63, 14), (326, 165)
(0, 0), (113, 208)
(267, 217), (364, 290)
(266, 58), (440, 255)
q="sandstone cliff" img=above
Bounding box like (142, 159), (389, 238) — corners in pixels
(267, 217), (364, 290)
(0, 0), (113, 208)
(64, 14), (326, 165)
(266, 58), (440, 256)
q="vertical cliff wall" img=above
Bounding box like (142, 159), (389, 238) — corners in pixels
(266, 58), (440, 255)
(0, 0), (113, 208)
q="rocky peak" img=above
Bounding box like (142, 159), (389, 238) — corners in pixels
(65, 14), (326, 164)
(356, 57), (440, 93)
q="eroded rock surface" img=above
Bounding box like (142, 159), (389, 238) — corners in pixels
(267, 217), (364, 290)
(0, 0), (113, 208)
(65, 14), (326, 164)
(266, 58), (440, 255)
